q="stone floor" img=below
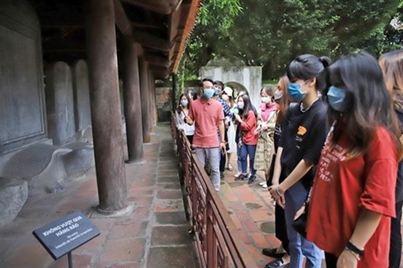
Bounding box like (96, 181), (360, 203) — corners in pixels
(0, 123), (199, 268)
(1, 122), (402, 268)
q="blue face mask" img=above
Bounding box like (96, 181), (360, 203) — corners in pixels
(327, 86), (347, 112)
(203, 88), (215, 99)
(288, 83), (306, 101)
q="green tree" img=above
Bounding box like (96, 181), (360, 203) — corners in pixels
(182, 0), (402, 81)
(180, 0), (242, 81)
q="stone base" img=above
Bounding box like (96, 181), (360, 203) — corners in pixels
(0, 177), (28, 226)
(125, 159), (146, 165)
(92, 202), (134, 218)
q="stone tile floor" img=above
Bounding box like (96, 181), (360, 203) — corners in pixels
(0, 124), (198, 268)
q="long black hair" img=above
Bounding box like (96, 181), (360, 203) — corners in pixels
(287, 54), (332, 91)
(238, 94), (257, 119)
(324, 51), (402, 158)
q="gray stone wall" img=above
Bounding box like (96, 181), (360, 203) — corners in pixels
(72, 60), (91, 132)
(0, 0), (47, 154)
(45, 62), (76, 145)
(199, 65), (262, 108)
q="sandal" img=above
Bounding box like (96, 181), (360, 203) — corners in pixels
(227, 164), (233, 171)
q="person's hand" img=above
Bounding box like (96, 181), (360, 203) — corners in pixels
(220, 141), (226, 152)
(235, 114), (241, 122)
(294, 203), (306, 220)
(337, 249), (359, 268)
(184, 116), (192, 125)
(268, 184), (284, 202)
(277, 196), (285, 208)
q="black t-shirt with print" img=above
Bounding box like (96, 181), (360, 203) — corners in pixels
(279, 100), (328, 189)
(274, 103), (298, 151)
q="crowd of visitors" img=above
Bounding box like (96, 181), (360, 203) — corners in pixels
(175, 48), (403, 268)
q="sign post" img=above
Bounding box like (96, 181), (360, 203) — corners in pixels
(33, 211), (100, 267)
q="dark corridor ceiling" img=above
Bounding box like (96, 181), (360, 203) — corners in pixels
(27, 0), (200, 79)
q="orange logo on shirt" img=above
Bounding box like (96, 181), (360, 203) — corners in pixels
(298, 126), (307, 136)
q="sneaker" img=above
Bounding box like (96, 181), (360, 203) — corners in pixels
(261, 182), (268, 188)
(259, 181), (266, 186)
(234, 172), (242, 178)
(248, 175), (257, 184)
(235, 173), (248, 181)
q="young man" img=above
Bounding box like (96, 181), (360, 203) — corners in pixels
(185, 78), (226, 191)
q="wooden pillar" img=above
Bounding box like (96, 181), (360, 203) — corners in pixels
(148, 71), (156, 132)
(122, 39), (144, 163)
(139, 57), (151, 143)
(85, 0), (127, 213)
(171, 73), (177, 112)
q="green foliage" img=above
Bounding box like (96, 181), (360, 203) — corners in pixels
(181, 0), (403, 81)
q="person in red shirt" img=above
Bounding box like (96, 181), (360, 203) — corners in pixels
(234, 94), (258, 183)
(379, 49), (403, 268)
(306, 52), (402, 268)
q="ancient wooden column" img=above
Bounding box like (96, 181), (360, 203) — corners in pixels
(171, 73), (177, 112)
(148, 70), (156, 133)
(122, 39), (144, 163)
(85, 0), (127, 213)
(139, 57), (151, 143)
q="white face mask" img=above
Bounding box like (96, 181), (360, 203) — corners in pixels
(180, 100), (188, 107)
(261, 97), (271, 104)
(222, 95), (229, 101)
(237, 102), (244, 109)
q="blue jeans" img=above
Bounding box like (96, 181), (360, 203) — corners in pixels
(195, 147), (221, 191)
(238, 143), (256, 176)
(236, 143), (242, 173)
(284, 181), (323, 268)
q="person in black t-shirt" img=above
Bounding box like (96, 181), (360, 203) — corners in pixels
(261, 75), (294, 266)
(267, 54), (331, 268)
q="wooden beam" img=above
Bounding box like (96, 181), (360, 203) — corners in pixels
(149, 64), (169, 72)
(144, 54), (171, 68)
(168, 7), (181, 41)
(132, 29), (172, 51)
(38, 12), (85, 28)
(42, 39), (86, 52)
(120, 0), (183, 14)
(114, 0), (132, 37)
(152, 70), (170, 79)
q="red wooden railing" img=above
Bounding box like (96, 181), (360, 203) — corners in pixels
(171, 113), (257, 268)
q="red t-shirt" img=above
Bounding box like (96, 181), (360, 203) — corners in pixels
(306, 126), (397, 267)
(188, 98), (224, 148)
(240, 110), (258, 145)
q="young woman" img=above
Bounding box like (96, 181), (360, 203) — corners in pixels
(175, 93), (195, 143)
(306, 52), (402, 268)
(268, 54), (331, 268)
(379, 49), (403, 268)
(234, 94), (258, 183)
(187, 89), (198, 102)
(254, 86), (277, 186)
(262, 75), (292, 267)
(222, 87), (236, 171)
(233, 90), (249, 178)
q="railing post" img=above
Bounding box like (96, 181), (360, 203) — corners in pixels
(206, 192), (217, 268)
(173, 117), (258, 268)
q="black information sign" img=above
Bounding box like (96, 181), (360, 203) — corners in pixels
(33, 211), (100, 260)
